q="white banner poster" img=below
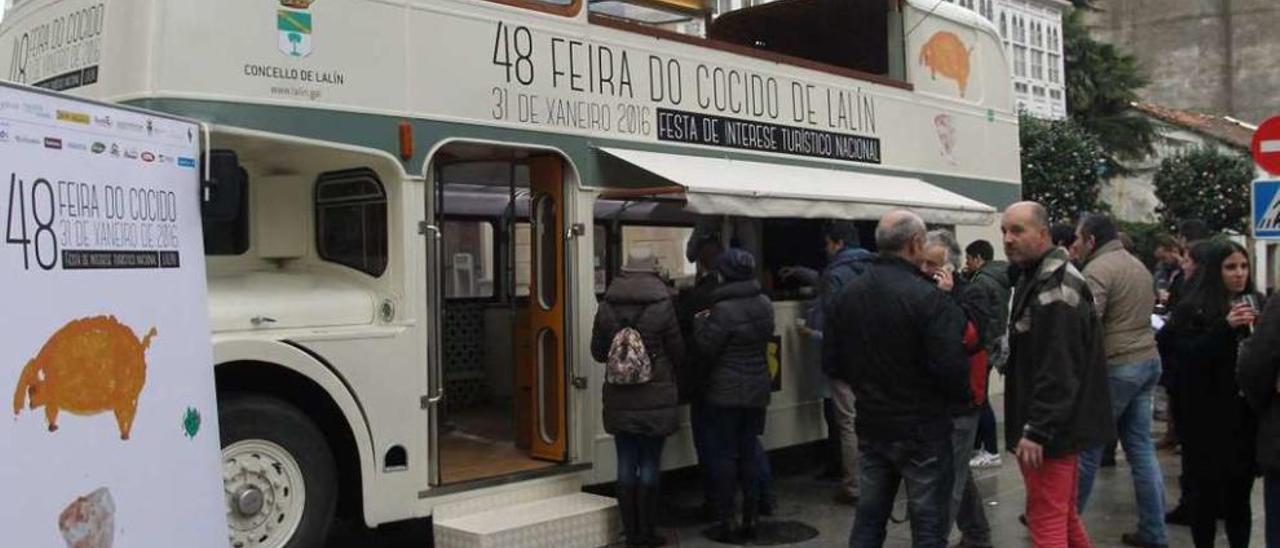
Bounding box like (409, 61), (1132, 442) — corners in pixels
(0, 83), (226, 547)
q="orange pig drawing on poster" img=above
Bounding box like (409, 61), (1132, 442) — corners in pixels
(919, 31), (974, 97)
(12, 316), (156, 440)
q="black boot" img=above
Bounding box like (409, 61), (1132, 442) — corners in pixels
(637, 485), (667, 547)
(740, 491), (759, 543)
(617, 484), (642, 547)
(710, 517), (739, 544)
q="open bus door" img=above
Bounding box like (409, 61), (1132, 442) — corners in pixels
(527, 156), (567, 462)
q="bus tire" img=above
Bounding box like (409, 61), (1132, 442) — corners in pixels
(220, 394), (338, 548)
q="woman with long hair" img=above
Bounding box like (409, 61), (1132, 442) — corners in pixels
(1158, 239), (1261, 547)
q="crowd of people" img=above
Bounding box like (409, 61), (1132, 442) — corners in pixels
(590, 200), (1279, 548)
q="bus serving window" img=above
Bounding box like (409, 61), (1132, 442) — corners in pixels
(760, 218), (875, 301)
(620, 225), (696, 283)
(315, 169), (388, 277)
(443, 220), (496, 299)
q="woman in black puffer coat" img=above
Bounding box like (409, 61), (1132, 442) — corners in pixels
(591, 249), (684, 548)
(693, 247), (776, 542)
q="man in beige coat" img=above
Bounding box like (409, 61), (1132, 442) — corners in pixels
(1070, 212), (1168, 548)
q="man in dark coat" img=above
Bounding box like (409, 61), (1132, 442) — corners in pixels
(591, 248), (684, 547)
(826, 210), (969, 547)
(693, 247), (776, 542)
(1237, 293), (1280, 546)
(926, 229), (994, 548)
(1002, 201), (1114, 547)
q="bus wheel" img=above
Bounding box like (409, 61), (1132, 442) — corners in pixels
(220, 394), (338, 548)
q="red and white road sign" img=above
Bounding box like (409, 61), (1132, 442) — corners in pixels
(1253, 116), (1280, 175)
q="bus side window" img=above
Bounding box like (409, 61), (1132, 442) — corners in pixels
(594, 225), (608, 295)
(514, 222), (532, 297)
(315, 169), (389, 277)
(620, 225), (696, 285)
(443, 220), (496, 299)
(204, 174), (250, 256)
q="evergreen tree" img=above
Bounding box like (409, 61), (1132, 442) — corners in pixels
(1019, 112), (1106, 223)
(1063, 9), (1155, 170)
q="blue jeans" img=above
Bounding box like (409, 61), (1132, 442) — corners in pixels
(951, 412), (991, 545)
(615, 433), (665, 487)
(850, 433), (954, 548)
(1078, 357), (1168, 545)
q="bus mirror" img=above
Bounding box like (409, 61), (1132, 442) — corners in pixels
(202, 150), (246, 222)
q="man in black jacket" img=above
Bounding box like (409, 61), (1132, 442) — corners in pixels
(826, 210), (969, 547)
(1002, 201), (1114, 547)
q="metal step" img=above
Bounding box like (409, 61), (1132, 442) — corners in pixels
(432, 478), (622, 548)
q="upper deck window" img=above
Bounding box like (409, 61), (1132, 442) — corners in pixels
(707, 0), (898, 78)
(482, 0), (582, 16)
(593, 0), (906, 82)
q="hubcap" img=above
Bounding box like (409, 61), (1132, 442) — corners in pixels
(223, 440), (306, 548)
(236, 487), (266, 516)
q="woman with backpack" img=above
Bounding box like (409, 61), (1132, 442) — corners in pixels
(693, 247), (776, 543)
(591, 247), (684, 548)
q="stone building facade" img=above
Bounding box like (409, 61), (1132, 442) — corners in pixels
(1083, 0), (1280, 125)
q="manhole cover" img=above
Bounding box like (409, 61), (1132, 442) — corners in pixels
(701, 520), (821, 546)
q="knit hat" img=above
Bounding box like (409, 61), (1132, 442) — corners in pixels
(716, 248), (756, 281)
(622, 247), (660, 273)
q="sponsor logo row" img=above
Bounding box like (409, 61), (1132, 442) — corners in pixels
(0, 101), (195, 144)
(0, 127), (195, 168)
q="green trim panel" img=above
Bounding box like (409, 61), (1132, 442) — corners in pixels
(129, 98), (1021, 209)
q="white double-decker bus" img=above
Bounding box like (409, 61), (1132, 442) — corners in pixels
(1, 0), (1019, 546)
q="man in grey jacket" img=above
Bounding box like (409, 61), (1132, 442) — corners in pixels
(1071, 212), (1168, 548)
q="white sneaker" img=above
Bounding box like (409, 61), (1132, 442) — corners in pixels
(969, 450), (1002, 468)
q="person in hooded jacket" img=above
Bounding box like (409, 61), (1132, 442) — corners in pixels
(781, 220), (874, 504)
(693, 247), (776, 542)
(591, 248), (685, 547)
(1237, 286), (1280, 547)
(964, 239), (1011, 466)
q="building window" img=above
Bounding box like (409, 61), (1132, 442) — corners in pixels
(1033, 86), (1046, 97)
(1048, 53), (1061, 83)
(1000, 13), (1007, 38)
(1015, 82), (1029, 93)
(1031, 50), (1044, 80)
(1032, 22), (1043, 48)
(1014, 46), (1027, 77)
(1050, 89), (1062, 100)
(315, 169), (389, 277)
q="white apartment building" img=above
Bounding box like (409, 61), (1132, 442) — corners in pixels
(947, 0), (1070, 119)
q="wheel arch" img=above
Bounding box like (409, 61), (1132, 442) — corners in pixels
(213, 338), (375, 526)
